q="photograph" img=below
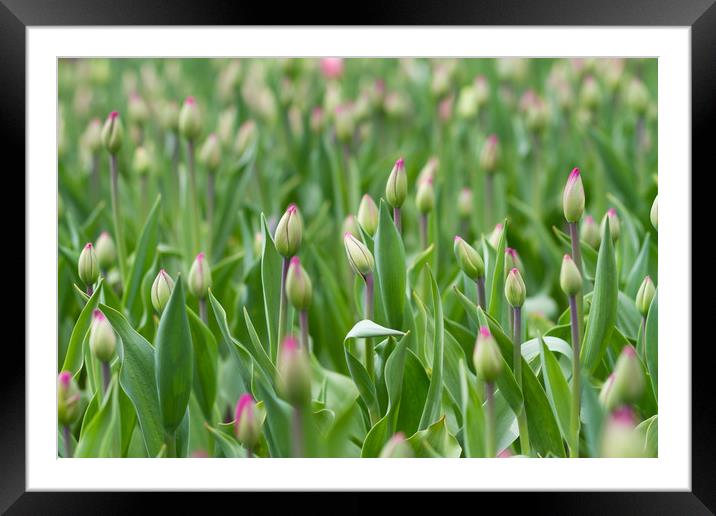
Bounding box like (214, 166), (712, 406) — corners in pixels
(56, 56), (659, 459)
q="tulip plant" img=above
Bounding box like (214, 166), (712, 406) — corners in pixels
(58, 57), (658, 459)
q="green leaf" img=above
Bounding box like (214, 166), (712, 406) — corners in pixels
(488, 219), (508, 321)
(61, 279), (103, 376)
(374, 200), (406, 329)
(645, 290), (658, 397)
(625, 233), (651, 298)
(459, 359), (486, 457)
(187, 308), (218, 422)
(155, 275), (193, 435)
(419, 267), (445, 430)
(260, 213), (282, 362)
(406, 416), (461, 458)
(344, 319), (406, 340)
(522, 361), (566, 457)
(580, 375), (605, 458)
(243, 307), (279, 380)
(75, 377), (121, 458)
(581, 222), (618, 373)
(539, 336), (572, 443)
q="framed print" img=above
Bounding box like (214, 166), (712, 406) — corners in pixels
(3, 0), (711, 512)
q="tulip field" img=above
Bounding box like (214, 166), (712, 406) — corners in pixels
(58, 58), (658, 458)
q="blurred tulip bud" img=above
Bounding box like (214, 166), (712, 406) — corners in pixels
(504, 248), (524, 275)
(357, 194), (379, 236)
(217, 107), (237, 148)
(416, 178), (435, 214)
(601, 208), (621, 243)
(611, 345), (646, 406)
(458, 188), (473, 219)
(78, 243), (100, 287)
(560, 255), (582, 297)
(581, 215), (601, 249)
(57, 371), (81, 426)
(128, 92), (149, 125)
(320, 58), (344, 80)
(160, 101), (179, 132)
(132, 146), (152, 176)
(474, 326), (503, 383)
(95, 232), (116, 271)
(562, 168), (585, 222)
(580, 76), (602, 110)
(334, 104), (355, 143)
(417, 157), (439, 185)
(253, 231), (264, 258)
(278, 336), (312, 406)
(188, 252), (212, 299)
(384, 91), (409, 118)
(234, 394), (262, 450)
(286, 257), (313, 311)
(344, 232), (375, 276)
(505, 268), (527, 308)
(199, 133), (221, 172)
(474, 75), (489, 107)
(234, 120), (257, 156)
(600, 407), (646, 458)
(274, 204), (303, 257)
(101, 111), (124, 154)
(342, 215), (359, 238)
(599, 373), (617, 409)
(84, 118), (103, 154)
(178, 96), (202, 141)
(625, 78), (649, 115)
(379, 432), (413, 458)
(151, 269), (174, 313)
(385, 158), (407, 208)
(288, 106), (304, 140)
(310, 107), (325, 133)
(90, 309), (116, 363)
(635, 276), (656, 317)
(479, 135), (500, 173)
(431, 64), (451, 97)
(456, 84), (479, 119)
(454, 236), (485, 281)
(488, 223), (504, 249)
(438, 95), (454, 123)
(650, 195), (658, 231)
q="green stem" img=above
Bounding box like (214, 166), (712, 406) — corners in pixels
(641, 316), (647, 361)
(485, 173), (494, 229)
(364, 273), (375, 383)
(291, 407), (304, 458)
(62, 424), (73, 458)
(199, 297), (207, 324)
(276, 257), (289, 361)
(186, 139), (201, 254)
(393, 207), (402, 234)
(476, 277), (487, 311)
(109, 154), (127, 284)
(165, 433), (176, 458)
(569, 294), (581, 458)
(513, 307), (530, 456)
(420, 214), (428, 250)
(485, 381), (496, 458)
(299, 310), (310, 353)
(101, 361), (111, 396)
(568, 221), (585, 340)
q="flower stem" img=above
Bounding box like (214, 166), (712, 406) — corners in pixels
(393, 207), (402, 234)
(364, 273), (375, 383)
(476, 277), (487, 311)
(109, 154), (127, 284)
(276, 257), (289, 361)
(485, 381), (496, 458)
(568, 221), (585, 340)
(485, 173), (494, 229)
(513, 307), (531, 456)
(62, 424), (72, 458)
(299, 310), (310, 353)
(101, 361), (111, 395)
(186, 139), (201, 254)
(291, 407), (304, 458)
(90, 153), (100, 202)
(641, 316), (647, 361)
(86, 284), (94, 297)
(199, 297), (207, 324)
(420, 214), (428, 250)
(207, 170), (215, 239)
(568, 294), (581, 458)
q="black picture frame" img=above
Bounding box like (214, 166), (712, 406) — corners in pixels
(3, 0), (708, 512)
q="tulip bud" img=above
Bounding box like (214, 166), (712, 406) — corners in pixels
(601, 208), (621, 243)
(95, 232), (116, 271)
(334, 104), (355, 143)
(416, 178), (435, 214)
(562, 168), (585, 222)
(151, 269), (174, 313)
(160, 101), (180, 132)
(286, 257), (313, 311)
(599, 373), (617, 410)
(188, 252), (212, 299)
(488, 223), (504, 249)
(479, 135), (500, 173)
(458, 188), (473, 219)
(379, 432), (414, 458)
(611, 345), (646, 406)
(128, 92), (149, 125)
(600, 407), (646, 458)
(344, 232), (375, 276)
(357, 194), (379, 236)
(453, 236), (485, 281)
(560, 254), (582, 297)
(504, 248), (523, 275)
(57, 371), (81, 426)
(320, 57), (344, 80)
(84, 118), (103, 153)
(89, 309), (116, 363)
(650, 195), (658, 231)
(635, 276), (656, 317)
(274, 204), (303, 257)
(234, 120), (257, 156)
(132, 146), (152, 176)
(78, 243), (100, 287)
(581, 215), (601, 249)
(234, 394), (262, 450)
(474, 75), (489, 107)
(473, 326), (503, 383)
(625, 78), (649, 115)
(341, 215), (359, 238)
(385, 158), (407, 209)
(253, 231), (263, 258)
(178, 96), (201, 141)
(580, 76), (602, 110)
(505, 268), (526, 308)
(277, 336), (312, 406)
(199, 133), (221, 172)
(456, 84), (479, 119)
(310, 107), (325, 133)
(101, 111), (124, 154)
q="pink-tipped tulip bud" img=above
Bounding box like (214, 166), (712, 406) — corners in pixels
(497, 448), (513, 458)
(560, 254), (582, 297)
(95, 232), (116, 270)
(234, 394), (262, 450)
(458, 188), (473, 219)
(286, 257), (313, 311)
(128, 92), (149, 125)
(277, 336), (312, 407)
(379, 432), (414, 458)
(453, 236), (485, 281)
(101, 111), (124, 154)
(416, 177), (435, 214)
(357, 194), (379, 236)
(505, 268), (526, 308)
(89, 309), (116, 363)
(650, 195), (658, 231)
(344, 232), (375, 276)
(274, 204), (303, 257)
(474, 326), (503, 383)
(178, 96), (202, 141)
(562, 168), (585, 222)
(488, 223), (504, 249)
(504, 248), (524, 275)
(341, 215), (359, 238)
(599, 373), (617, 410)
(385, 158), (407, 209)
(601, 208), (621, 243)
(57, 371), (81, 426)
(151, 269), (175, 313)
(611, 345), (646, 407)
(479, 135), (500, 174)
(199, 133), (221, 172)
(188, 252), (212, 299)
(581, 215), (601, 249)
(600, 407), (646, 458)
(78, 243), (100, 287)
(320, 58), (344, 80)
(635, 276), (656, 317)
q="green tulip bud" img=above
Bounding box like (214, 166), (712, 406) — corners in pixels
(234, 394), (262, 450)
(488, 223), (504, 249)
(458, 188), (473, 218)
(274, 204), (303, 257)
(128, 92), (149, 125)
(357, 194), (379, 236)
(581, 215), (601, 249)
(277, 336), (312, 407)
(199, 133), (221, 171)
(456, 84), (479, 119)
(160, 101), (180, 132)
(188, 252), (212, 299)
(132, 146), (152, 176)
(473, 326), (503, 383)
(78, 243), (100, 287)
(234, 120), (257, 156)
(560, 254), (582, 297)
(342, 215), (359, 239)
(57, 371), (81, 426)
(562, 168), (585, 222)
(253, 231), (264, 258)
(286, 257), (313, 311)
(650, 195), (658, 231)
(599, 373), (617, 410)
(178, 96), (201, 141)
(101, 111), (124, 154)
(625, 78), (649, 115)
(479, 135), (500, 174)
(635, 276), (656, 317)
(580, 75), (602, 110)
(84, 118), (103, 153)
(601, 208), (621, 243)
(334, 104), (355, 143)
(95, 232), (116, 271)
(505, 267), (527, 308)
(416, 178), (435, 214)
(379, 432), (414, 458)
(504, 248), (524, 275)
(89, 309), (116, 363)
(611, 345), (646, 406)
(344, 232), (375, 277)
(385, 158), (407, 209)
(600, 407), (646, 458)
(151, 269), (174, 313)
(453, 236), (485, 280)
